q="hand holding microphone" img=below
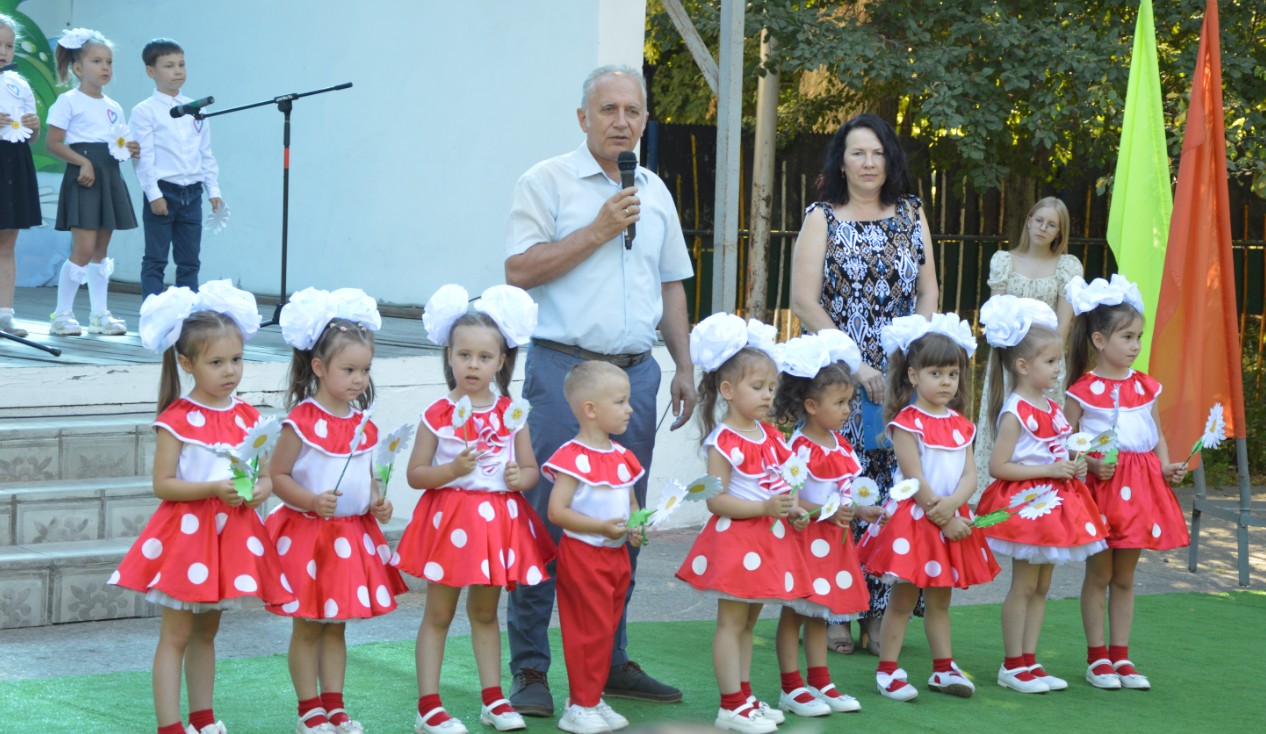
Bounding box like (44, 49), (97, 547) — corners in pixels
(170, 96), (215, 118)
(617, 151), (638, 249)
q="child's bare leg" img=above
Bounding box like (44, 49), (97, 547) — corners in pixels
(738, 602), (762, 687)
(878, 583), (919, 663)
(467, 585), (505, 689)
(416, 583), (461, 695)
(803, 617), (828, 670)
(1081, 550), (1113, 647)
(317, 623), (347, 695)
(153, 608), (195, 727)
(1001, 560), (1039, 658)
(1022, 564), (1054, 654)
(1107, 549), (1141, 646)
(184, 610), (222, 714)
(775, 606), (803, 673)
(714, 599), (753, 694)
(922, 587), (953, 660)
(288, 618), (324, 700)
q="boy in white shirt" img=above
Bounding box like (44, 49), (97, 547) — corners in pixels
(130, 38), (223, 298)
(544, 361), (645, 734)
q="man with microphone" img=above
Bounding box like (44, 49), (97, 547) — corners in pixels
(130, 38), (223, 298)
(504, 64), (695, 719)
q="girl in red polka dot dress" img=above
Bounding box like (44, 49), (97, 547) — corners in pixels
(770, 330), (871, 719)
(1063, 275), (1189, 692)
(856, 314), (1000, 703)
(975, 295), (1107, 695)
(675, 313), (813, 734)
(267, 288), (409, 734)
(397, 284), (554, 734)
(111, 281), (292, 734)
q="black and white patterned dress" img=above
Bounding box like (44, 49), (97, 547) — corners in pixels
(807, 193), (927, 616)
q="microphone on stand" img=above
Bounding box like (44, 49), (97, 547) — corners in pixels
(170, 96), (215, 118)
(617, 151), (637, 250)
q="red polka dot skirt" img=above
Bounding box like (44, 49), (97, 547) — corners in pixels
(977, 477), (1109, 563)
(857, 499), (1000, 588)
(111, 498), (293, 608)
(1086, 451), (1189, 550)
(676, 514), (816, 603)
(264, 507), (408, 620)
(789, 521), (870, 618)
(393, 489), (556, 590)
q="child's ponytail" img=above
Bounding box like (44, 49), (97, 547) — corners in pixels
(696, 370), (722, 446)
(986, 345), (1009, 431)
(157, 348), (183, 416)
(54, 29), (111, 85)
(1066, 313), (1094, 391)
(54, 43), (73, 84)
(883, 348), (913, 424)
(153, 310), (242, 415)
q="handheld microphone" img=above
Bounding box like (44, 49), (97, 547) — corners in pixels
(170, 96), (215, 118)
(617, 151), (637, 249)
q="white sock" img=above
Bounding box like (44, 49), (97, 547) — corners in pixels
(86, 260), (111, 315)
(56, 260), (86, 315)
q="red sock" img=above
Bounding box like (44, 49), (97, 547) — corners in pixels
(159, 724), (186, 734)
(1087, 645), (1113, 675)
(779, 670), (814, 702)
(418, 694), (452, 725)
(320, 692), (349, 726)
(720, 690), (747, 711)
(739, 680), (753, 699)
(298, 696), (328, 728)
(1022, 653), (1037, 668)
(807, 666), (836, 696)
(1109, 645), (1137, 675)
(1003, 656), (1036, 681)
(932, 657), (953, 673)
(188, 709), (216, 731)
(877, 660), (910, 692)
(481, 687), (514, 715)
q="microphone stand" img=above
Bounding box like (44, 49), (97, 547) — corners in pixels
(189, 82), (353, 326)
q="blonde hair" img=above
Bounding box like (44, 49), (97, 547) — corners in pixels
(986, 325), (1063, 429)
(1013, 196), (1070, 256)
(55, 30), (113, 85)
(695, 347), (778, 445)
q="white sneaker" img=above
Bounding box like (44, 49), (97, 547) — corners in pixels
(88, 310), (127, 335)
(1113, 660), (1151, 690)
(415, 709), (468, 734)
(778, 687), (831, 717)
(0, 311), (27, 338)
(557, 704), (611, 734)
(745, 696), (783, 724)
(593, 700), (628, 731)
(808, 683), (860, 713)
(49, 311), (81, 336)
(1029, 664), (1068, 691)
(997, 665), (1050, 694)
(714, 703), (777, 734)
(876, 668), (918, 702)
(928, 663), (976, 698)
(480, 699), (527, 731)
(1085, 659), (1122, 689)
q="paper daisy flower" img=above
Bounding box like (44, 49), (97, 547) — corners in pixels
(888, 478), (920, 502)
(374, 422), (415, 465)
(649, 479), (687, 528)
(1066, 432), (1095, 455)
(1201, 403), (1227, 450)
(349, 408), (374, 453)
(1018, 488), (1063, 520)
(780, 448), (810, 490)
(204, 203), (230, 235)
(683, 473), (723, 502)
(452, 395), (473, 430)
(816, 491), (842, 523)
(239, 416), (281, 463)
(108, 123), (131, 161)
(504, 397), (532, 432)
(1009, 484), (1053, 509)
(852, 477), (880, 506)
(1, 116), (32, 143)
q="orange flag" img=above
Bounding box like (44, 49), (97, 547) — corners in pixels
(1149, 0), (1246, 467)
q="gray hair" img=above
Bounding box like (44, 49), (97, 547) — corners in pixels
(580, 64), (647, 110)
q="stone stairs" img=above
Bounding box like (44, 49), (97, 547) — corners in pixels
(0, 412), (406, 629)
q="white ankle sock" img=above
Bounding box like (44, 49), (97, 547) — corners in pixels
(56, 260), (86, 315)
(86, 259), (113, 315)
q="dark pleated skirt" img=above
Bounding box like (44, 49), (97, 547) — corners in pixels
(54, 142), (137, 231)
(0, 140), (42, 229)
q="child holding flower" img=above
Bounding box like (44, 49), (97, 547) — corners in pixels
(267, 287), (408, 734)
(44, 27), (138, 336)
(770, 330), (871, 718)
(542, 360), (645, 734)
(974, 295), (1107, 695)
(111, 281), (291, 734)
(398, 284), (554, 734)
(1063, 275), (1189, 691)
(856, 314), (999, 702)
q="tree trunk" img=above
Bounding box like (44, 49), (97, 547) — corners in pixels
(746, 30), (779, 323)
(1003, 172), (1037, 246)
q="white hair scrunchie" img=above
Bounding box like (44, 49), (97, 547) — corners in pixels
(816, 328), (863, 372)
(979, 295), (1058, 348)
(474, 285), (538, 348)
(690, 313), (748, 372)
(279, 287), (381, 351)
(1065, 274), (1145, 317)
(422, 284), (470, 346)
(138, 279), (261, 353)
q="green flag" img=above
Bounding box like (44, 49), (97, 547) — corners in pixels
(1106, 0), (1172, 368)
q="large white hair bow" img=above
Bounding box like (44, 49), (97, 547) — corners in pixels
(279, 287), (381, 351)
(422, 284), (469, 346)
(979, 295), (1058, 348)
(690, 313), (747, 372)
(1065, 274), (1144, 317)
(778, 334), (830, 378)
(881, 313), (977, 358)
(816, 329), (863, 372)
(745, 318), (779, 362)
(58, 28), (100, 50)
(474, 285), (537, 348)
(139, 279), (261, 353)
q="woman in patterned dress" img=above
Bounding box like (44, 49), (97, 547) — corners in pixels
(790, 113), (939, 654)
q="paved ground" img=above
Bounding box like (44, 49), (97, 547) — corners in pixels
(1, 484), (1261, 682)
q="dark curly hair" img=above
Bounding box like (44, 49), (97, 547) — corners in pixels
(815, 113), (913, 206)
(773, 362), (856, 427)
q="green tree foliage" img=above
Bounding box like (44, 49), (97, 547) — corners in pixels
(647, 0), (1266, 197)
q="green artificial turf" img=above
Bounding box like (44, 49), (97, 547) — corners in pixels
(3, 592), (1262, 732)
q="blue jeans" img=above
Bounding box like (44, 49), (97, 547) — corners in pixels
(506, 344), (660, 675)
(141, 180), (204, 298)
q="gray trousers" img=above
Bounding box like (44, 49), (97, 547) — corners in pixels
(506, 344), (660, 674)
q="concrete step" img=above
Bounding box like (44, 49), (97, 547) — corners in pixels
(0, 413), (156, 489)
(0, 476), (158, 548)
(0, 518), (410, 629)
